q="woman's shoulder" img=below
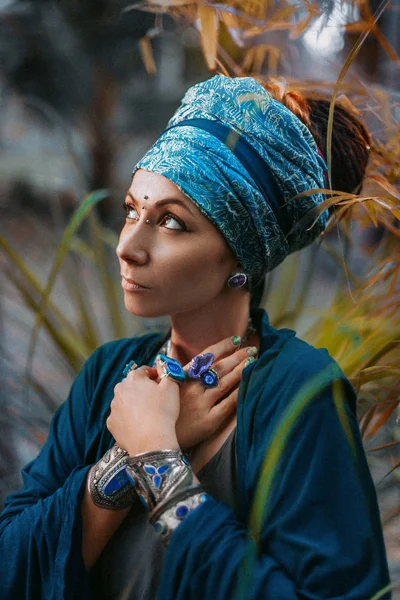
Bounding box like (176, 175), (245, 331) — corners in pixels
(255, 308), (341, 379)
(250, 319), (355, 416)
(258, 316), (341, 376)
(240, 326), (357, 463)
(277, 332), (342, 379)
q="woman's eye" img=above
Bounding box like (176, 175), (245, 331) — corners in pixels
(123, 203), (185, 231)
(162, 215), (185, 231)
(123, 203), (138, 220)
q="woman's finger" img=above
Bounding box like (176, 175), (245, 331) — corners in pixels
(214, 355), (256, 398)
(155, 357), (165, 382)
(126, 365), (158, 381)
(209, 387), (239, 420)
(213, 345), (258, 378)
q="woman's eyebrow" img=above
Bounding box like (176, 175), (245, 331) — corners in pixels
(126, 192), (196, 217)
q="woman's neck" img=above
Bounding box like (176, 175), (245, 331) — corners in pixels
(168, 292), (256, 366)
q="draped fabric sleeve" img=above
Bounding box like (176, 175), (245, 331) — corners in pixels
(0, 349), (102, 600)
(0, 332), (163, 600)
(158, 345), (391, 600)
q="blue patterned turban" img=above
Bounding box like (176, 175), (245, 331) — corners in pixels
(133, 74), (327, 276)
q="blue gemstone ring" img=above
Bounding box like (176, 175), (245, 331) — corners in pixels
(158, 354), (186, 383)
(187, 352), (215, 379)
(199, 368), (219, 389)
(122, 360), (138, 377)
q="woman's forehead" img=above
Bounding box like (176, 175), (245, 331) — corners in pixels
(130, 169), (188, 201)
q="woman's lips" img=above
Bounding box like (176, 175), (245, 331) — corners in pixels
(121, 276), (150, 292)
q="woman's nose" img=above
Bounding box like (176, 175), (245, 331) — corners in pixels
(116, 224), (150, 265)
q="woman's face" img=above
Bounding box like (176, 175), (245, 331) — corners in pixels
(116, 169), (240, 318)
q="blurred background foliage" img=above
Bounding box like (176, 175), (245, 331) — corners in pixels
(0, 0), (399, 586)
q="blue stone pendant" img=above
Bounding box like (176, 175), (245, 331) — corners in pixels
(158, 354), (186, 382)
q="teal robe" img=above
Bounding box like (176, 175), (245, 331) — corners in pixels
(0, 309), (390, 599)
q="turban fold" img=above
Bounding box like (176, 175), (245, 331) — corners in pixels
(133, 74), (327, 276)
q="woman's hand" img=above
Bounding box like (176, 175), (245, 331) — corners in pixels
(106, 366), (181, 456)
(156, 337), (257, 450)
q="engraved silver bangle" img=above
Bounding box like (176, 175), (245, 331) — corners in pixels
(89, 444), (137, 510)
(149, 485), (210, 545)
(125, 449), (193, 513)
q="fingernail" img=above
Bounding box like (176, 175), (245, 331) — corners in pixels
(246, 346), (258, 357)
(245, 357), (256, 367)
(231, 336), (241, 346)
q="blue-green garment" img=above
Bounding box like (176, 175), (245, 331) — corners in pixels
(0, 309), (390, 599)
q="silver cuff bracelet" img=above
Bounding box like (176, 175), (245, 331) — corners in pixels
(150, 485), (210, 545)
(89, 444), (137, 510)
(125, 449), (193, 512)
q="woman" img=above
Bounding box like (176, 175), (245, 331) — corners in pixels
(0, 75), (390, 599)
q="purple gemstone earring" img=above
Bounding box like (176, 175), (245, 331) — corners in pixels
(227, 272), (247, 289)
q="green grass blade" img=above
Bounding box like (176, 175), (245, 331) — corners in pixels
(88, 211), (125, 339)
(6, 269), (88, 371)
(68, 269), (100, 351)
(26, 189), (110, 374)
(0, 234), (82, 337)
(369, 580), (400, 600)
(249, 374), (354, 543)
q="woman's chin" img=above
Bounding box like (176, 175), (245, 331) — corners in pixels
(123, 298), (165, 319)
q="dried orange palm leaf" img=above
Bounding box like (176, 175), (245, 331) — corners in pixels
(197, 4), (219, 70)
(382, 504), (400, 526)
(243, 3), (297, 38)
(215, 58), (231, 76)
(218, 9), (243, 47)
(345, 21), (369, 34)
(219, 8), (239, 30)
(266, 45), (280, 74)
(355, 366), (400, 388)
(373, 199), (400, 222)
(369, 20), (400, 65)
(244, 21), (293, 38)
(241, 47), (257, 71)
(322, 205), (354, 234)
(369, 440), (400, 453)
(363, 400), (399, 441)
(268, 4), (300, 23)
(289, 11), (316, 41)
(367, 174), (400, 201)
(377, 459), (400, 486)
(364, 200), (379, 227)
(149, 0), (199, 6)
(253, 45), (270, 73)
(359, 403), (379, 438)
(244, 0), (268, 20)
(138, 37), (157, 75)
(337, 93), (361, 115)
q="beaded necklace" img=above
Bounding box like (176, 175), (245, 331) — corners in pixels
(153, 317), (255, 365)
